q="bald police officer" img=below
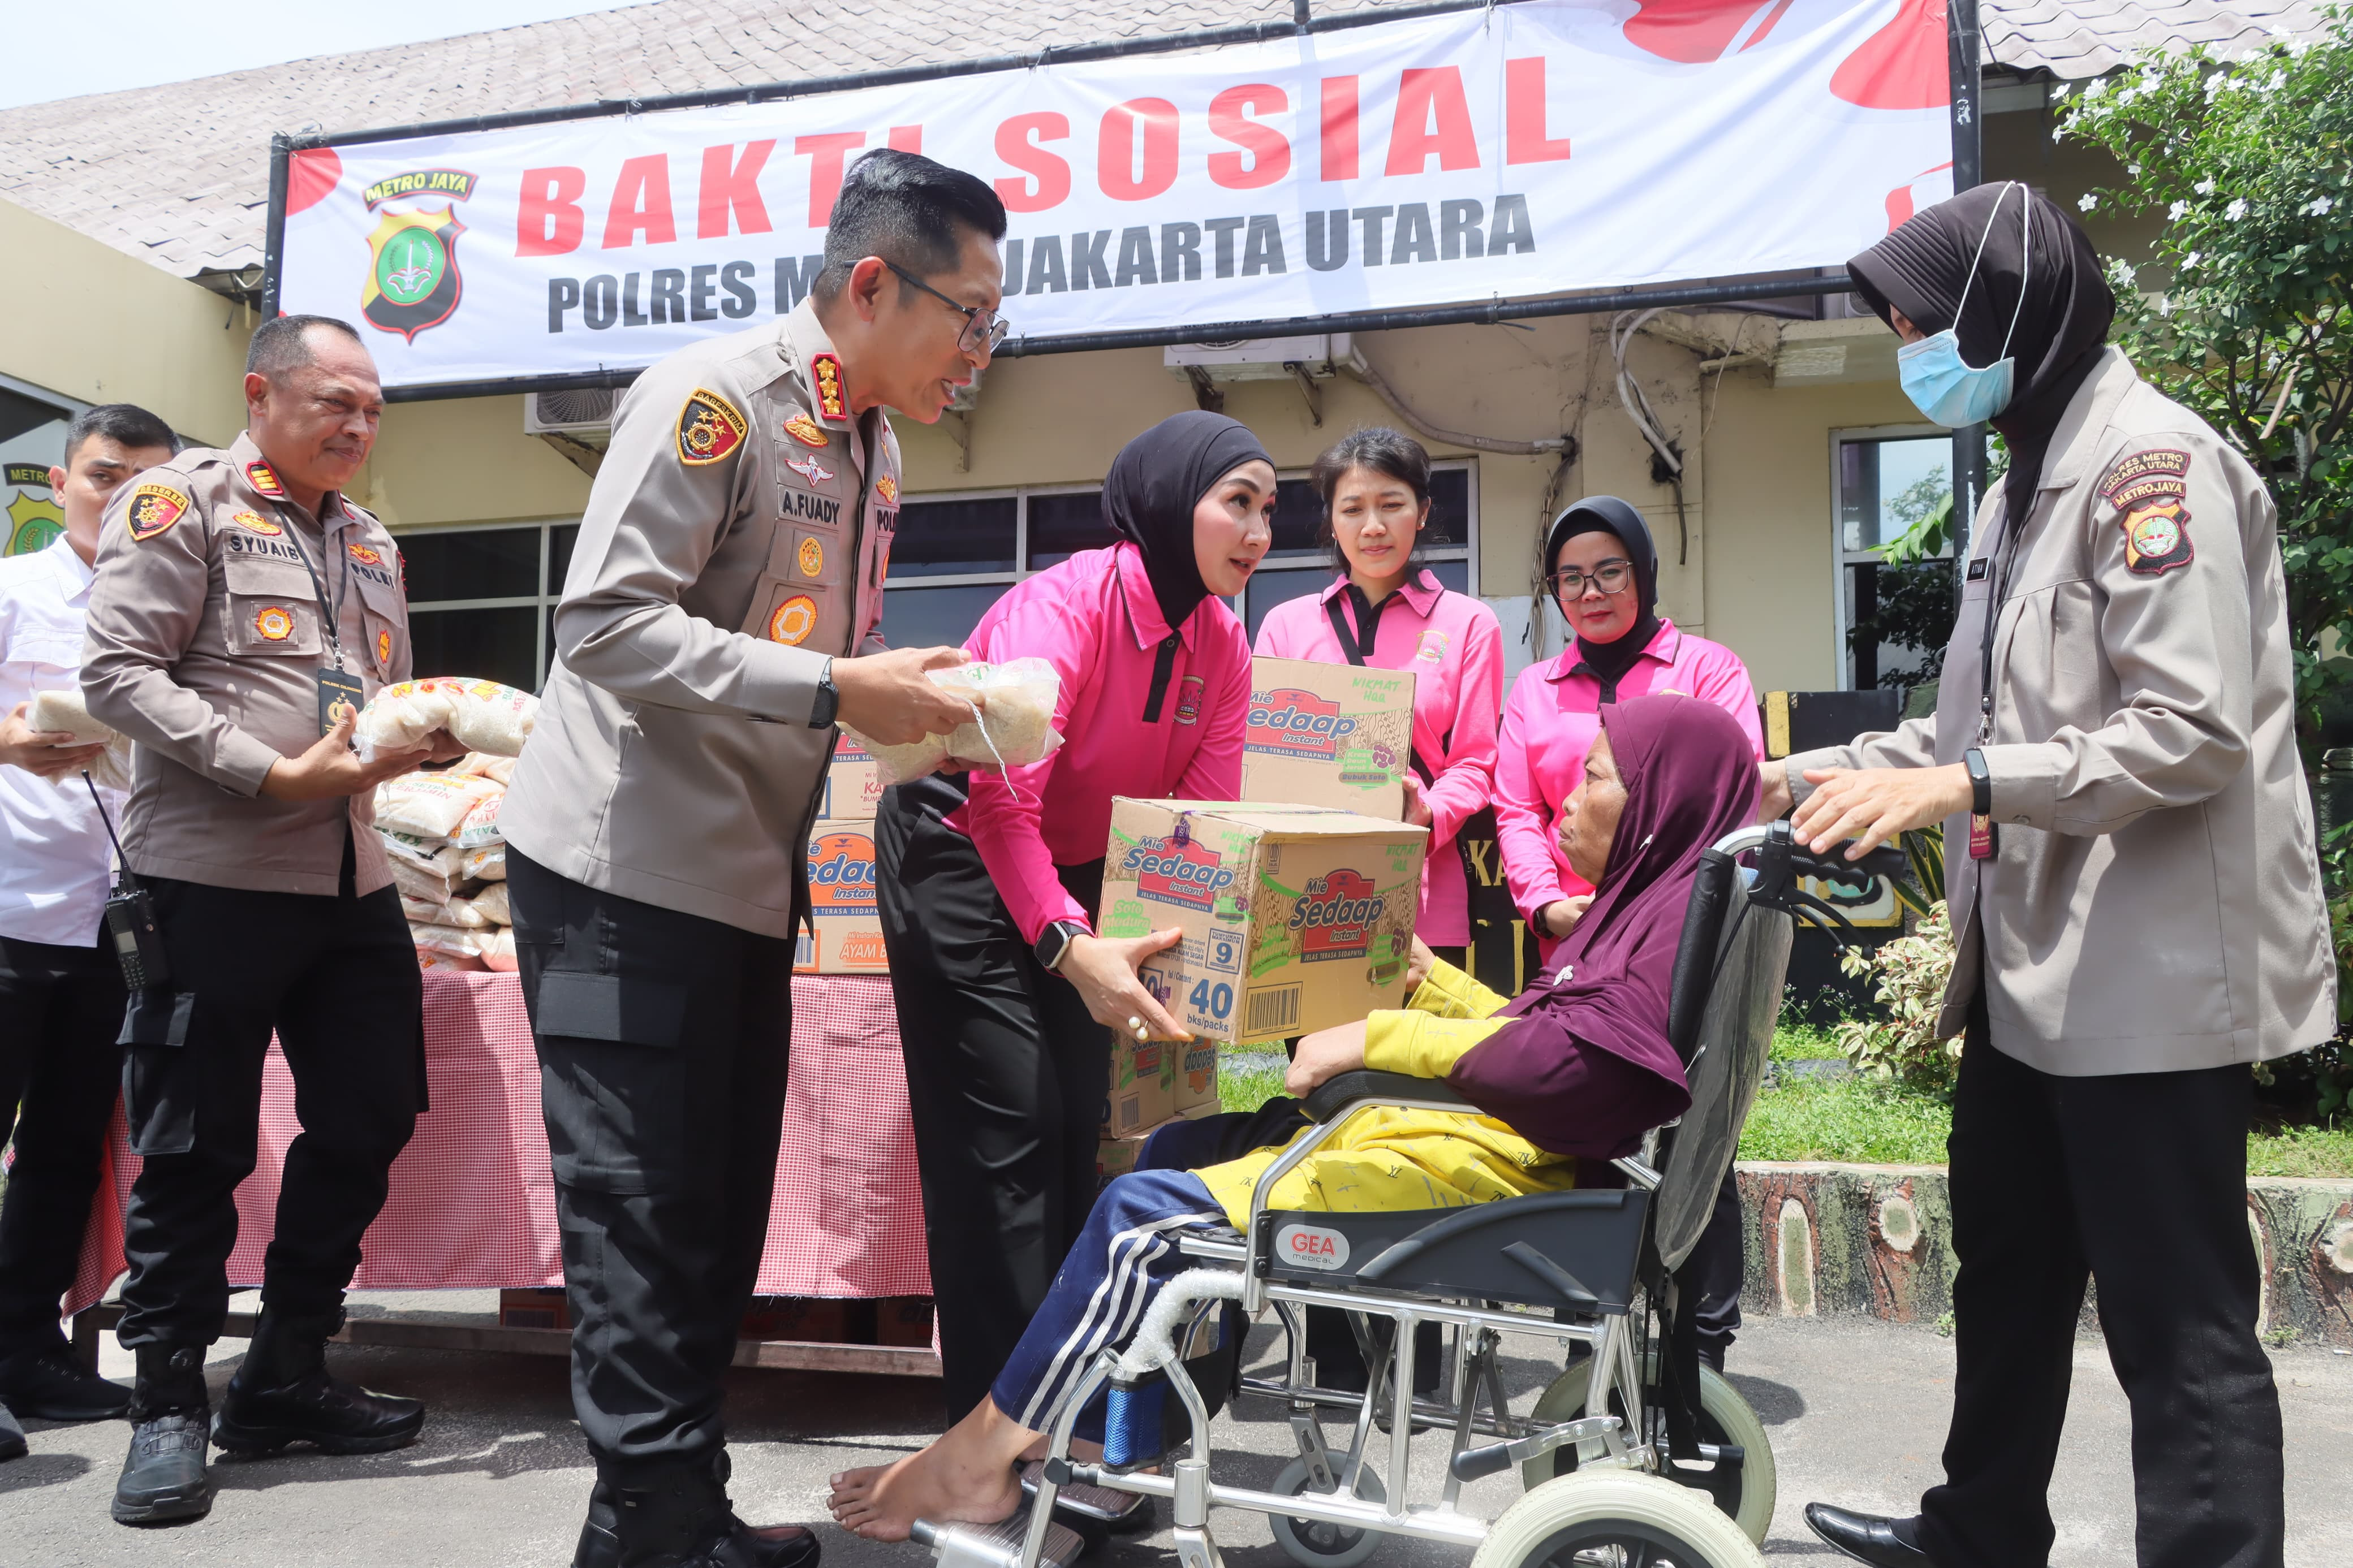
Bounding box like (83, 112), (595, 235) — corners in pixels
(500, 150), (1006, 1568)
(81, 316), (453, 1527)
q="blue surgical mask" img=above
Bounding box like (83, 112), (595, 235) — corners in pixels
(1895, 183), (2032, 428)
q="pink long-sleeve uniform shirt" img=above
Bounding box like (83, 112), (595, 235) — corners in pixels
(946, 542), (1253, 945)
(1494, 619), (1762, 964)
(1253, 572), (1504, 946)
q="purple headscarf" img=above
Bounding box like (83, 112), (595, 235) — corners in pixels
(1449, 694), (1760, 1159)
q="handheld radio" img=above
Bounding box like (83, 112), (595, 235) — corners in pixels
(84, 772), (169, 991)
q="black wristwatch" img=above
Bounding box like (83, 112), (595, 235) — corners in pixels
(1035, 920), (1089, 974)
(808, 658), (839, 729)
(1963, 748), (1992, 815)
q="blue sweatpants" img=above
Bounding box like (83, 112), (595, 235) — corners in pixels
(986, 1169), (1227, 1441)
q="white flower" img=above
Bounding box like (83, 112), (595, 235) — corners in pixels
(2079, 192), (2100, 211)
(2169, 200), (2190, 221)
(2311, 196), (2336, 217)
(2053, 122), (2068, 142)
(2225, 197), (2249, 221)
(2181, 250), (2200, 269)
(2195, 178), (2217, 195)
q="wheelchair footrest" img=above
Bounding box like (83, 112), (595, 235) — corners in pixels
(910, 1511), (1088, 1568)
(1022, 1459), (1149, 1527)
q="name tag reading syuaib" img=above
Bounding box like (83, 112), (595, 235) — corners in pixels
(317, 668), (364, 738)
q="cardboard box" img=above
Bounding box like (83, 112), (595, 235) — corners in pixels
(1174, 1040), (1219, 1115)
(818, 736), (886, 821)
(1102, 799), (1427, 1046)
(795, 819), (890, 974)
(1103, 1034), (1176, 1135)
(1239, 656), (1416, 819)
(1097, 1129), (1156, 1188)
(876, 1297), (936, 1347)
(498, 1286), (568, 1331)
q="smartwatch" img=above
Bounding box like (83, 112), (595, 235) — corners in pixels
(808, 658), (839, 729)
(1530, 904), (1555, 941)
(1963, 748), (1992, 816)
(1035, 920), (1089, 974)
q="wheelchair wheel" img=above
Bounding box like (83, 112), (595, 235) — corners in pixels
(1520, 1354), (1774, 1547)
(1472, 1472), (1763, 1568)
(1269, 1456), (1387, 1568)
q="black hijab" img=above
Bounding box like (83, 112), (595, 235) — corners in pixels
(1544, 496), (1662, 698)
(1103, 410), (1273, 631)
(1847, 182), (2115, 529)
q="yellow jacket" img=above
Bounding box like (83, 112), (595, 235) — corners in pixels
(1194, 959), (1578, 1228)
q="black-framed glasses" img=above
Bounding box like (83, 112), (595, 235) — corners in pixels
(1546, 559), (1635, 598)
(884, 260), (1010, 354)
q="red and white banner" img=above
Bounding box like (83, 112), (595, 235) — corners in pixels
(274, 0), (1954, 392)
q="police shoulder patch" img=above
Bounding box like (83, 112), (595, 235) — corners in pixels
(677, 388), (748, 466)
(244, 460), (287, 499)
(810, 354), (848, 422)
(2121, 499), (2195, 577)
(2097, 447), (2191, 502)
(126, 482), (191, 542)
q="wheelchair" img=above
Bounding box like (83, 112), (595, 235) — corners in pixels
(912, 823), (1904, 1568)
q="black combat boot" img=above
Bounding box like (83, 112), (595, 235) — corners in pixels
(574, 1456), (821, 1568)
(211, 1307), (424, 1455)
(113, 1344), (212, 1524)
(0, 1345), (134, 1421)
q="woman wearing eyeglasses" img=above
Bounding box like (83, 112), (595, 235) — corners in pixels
(1496, 498), (1762, 967)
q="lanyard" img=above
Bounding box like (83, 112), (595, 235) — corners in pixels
(1324, 587), (1391, 666)
(268, 501), (348, 672)
(1972, 501), (2029, 744)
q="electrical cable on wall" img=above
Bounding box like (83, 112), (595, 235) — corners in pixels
(1610, 308), (1691, 565)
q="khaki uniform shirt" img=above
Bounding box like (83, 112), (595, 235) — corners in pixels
(502, 301), (899, 938)
(1789, 348), (2334, 1074)
(80, 432), (412, 897)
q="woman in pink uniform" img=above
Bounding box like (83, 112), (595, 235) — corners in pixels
(1496, 496), (1762, 964)
(1253, 427), (1503, 969)
(876, 411), (1274, 1419)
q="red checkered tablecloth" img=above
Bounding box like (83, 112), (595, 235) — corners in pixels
(68, 971), (931, 1316)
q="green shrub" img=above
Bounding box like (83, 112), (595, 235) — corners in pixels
(1830, 901), (1963, 1094)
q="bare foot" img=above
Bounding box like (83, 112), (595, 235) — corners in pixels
(828, 1448), (1023, 1543)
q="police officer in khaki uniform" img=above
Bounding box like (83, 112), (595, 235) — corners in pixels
(1770, 189), (2331, 1568)
(81, 316), (455, 1527)
(499, 150), (1006, 1568)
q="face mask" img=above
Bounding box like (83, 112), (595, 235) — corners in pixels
(1897, 184), (2032, 428)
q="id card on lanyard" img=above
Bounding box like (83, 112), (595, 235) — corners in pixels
(1970, 507), (2027, 861)
(268, 502), (356, 738)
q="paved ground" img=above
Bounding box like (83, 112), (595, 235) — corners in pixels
(6, 1297), (2350, 1567)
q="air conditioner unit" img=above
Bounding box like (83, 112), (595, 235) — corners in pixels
(524, 387), (620, 442)
(1164, 334), (1351, 383)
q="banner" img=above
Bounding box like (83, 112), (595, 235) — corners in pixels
(274, 0), (1954, 393)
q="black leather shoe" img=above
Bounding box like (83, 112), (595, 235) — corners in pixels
(1804, 1504), (1933, 1568)
(574, 1468), (821, 1568)
(0, 1398), (25, 1462)
(113, 1345), (212, 1524)
(212, 1307), (423, 1456)
(0, 1347), (134, 1422)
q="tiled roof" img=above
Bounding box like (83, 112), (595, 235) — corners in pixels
(1987, 0), (2330, 79)
(0, 0), (2332, 286)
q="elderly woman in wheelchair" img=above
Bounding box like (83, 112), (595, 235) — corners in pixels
(830, 693), (1866, 1568)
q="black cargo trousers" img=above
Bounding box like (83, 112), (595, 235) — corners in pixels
(507, 849), (796, 1484)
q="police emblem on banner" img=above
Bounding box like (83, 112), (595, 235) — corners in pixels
(5, 465), (63, 558)
(363, 205), (468, 344)
(676, 390), (747, 466)
(127, 483), (189, 542)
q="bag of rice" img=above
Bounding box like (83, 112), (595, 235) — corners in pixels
(402, 892), (486, 929)
(409, 922), (481, 958)
(450, 751), (518, 784)
(454, 789), (505, 850)
(355, 678), (537, 761)
(479, 927), (518, 972)
(379, 829), (463, 877)
(418, 948), (486, 973)
(29, 689), (135, 793)
(375, 771), (503, 839)
(850, 659), (1065, 785)
(462, 843), (507, 882)
(463, 882), (510, 926)
(389, 854), (461, 906)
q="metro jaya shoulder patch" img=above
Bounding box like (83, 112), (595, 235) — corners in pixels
(127, 483), (190, 542)
(677, 388), (748, 466)
(2121, 499), (2195, 577)
(2097, 447), (2190, 502)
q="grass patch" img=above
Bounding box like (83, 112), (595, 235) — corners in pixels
(1771, 1022), (1847, 1063)
(2247, 1122), (2353, 1178)
(1218, 1048), (1287, 1115)
(1738, 1077), (1954, 1165)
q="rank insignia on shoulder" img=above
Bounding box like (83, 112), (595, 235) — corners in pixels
(2097, 447), (2190, 502)
(810, 354), (848, 421)
(245, 461), (287, 499)
(233, 509), (283, 537)
(348, 543), (385, 566)
(786, 454), (836, 487)
(127, 483), (190, 542)
(255, 605), (296, 641)
(677, 388), (748, 466)
(769, 594), (819, 646)
(2121, 499), (2194, 577)
(876, 475), (898, 504)
(782, 412), (829, 448)
(377, 628), (395, 669)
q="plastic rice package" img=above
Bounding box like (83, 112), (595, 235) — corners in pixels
(355, 678), (537, 761)
(479, 928), (518, 972)
(454, 789), (505, 850)
(409, 922), (481, 958)
(29, 689), (135, 793)
(378, 829), (464, 878)
(849, 659), (1064, 785)
(463, 882), (510, 926)
(402, 893), (487, 930)
(389, 854), (462, 906)
(418, 948), (486, 973)
(375, 771), (503, 839)
(462, 843), (507, 882)
(450, 751), (518, 784)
